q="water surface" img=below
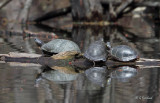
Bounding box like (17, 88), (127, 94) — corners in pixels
(0, 16), (160, 103)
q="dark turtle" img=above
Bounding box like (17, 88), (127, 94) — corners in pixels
(106, 42), (138, 61)
(85, 66), (108, 87)
(110, 66), (137, 82)
(84, 40), (107, 62)
(35, 38), (81, 56)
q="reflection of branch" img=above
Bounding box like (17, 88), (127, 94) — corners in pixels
(0, 0), (12, 9)
(34, 23), (72, 38)
(3, 38), (25, 52)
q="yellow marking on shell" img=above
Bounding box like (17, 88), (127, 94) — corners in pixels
(51, 51), (80, 60)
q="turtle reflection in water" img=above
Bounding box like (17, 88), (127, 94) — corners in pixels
(41, 70), (78, 83)
(36, 65), (80, 85)
(110, 66), (137, 82)
(106, 42), (139, 62)
(85, 66), (108, 87)
(35, 38), (81, 56)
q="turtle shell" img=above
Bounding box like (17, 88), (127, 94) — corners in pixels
(110, 45), (138, 61)
(84, 41), (107, 61)
(41, 39), (81, 54)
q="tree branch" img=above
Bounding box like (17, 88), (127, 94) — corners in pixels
(34, 6), (71, 22)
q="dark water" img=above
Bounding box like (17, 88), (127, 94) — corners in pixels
(1, 17), (160, 103)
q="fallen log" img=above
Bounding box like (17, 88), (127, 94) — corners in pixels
(1, 52), (160, 69)
(0, 52), (93, 69)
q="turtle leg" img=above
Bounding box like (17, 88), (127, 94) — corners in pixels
(107, 53), (112, 60)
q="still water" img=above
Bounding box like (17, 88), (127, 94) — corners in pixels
(0, 17), (160, 103)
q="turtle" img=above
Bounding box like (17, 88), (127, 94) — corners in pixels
(84, 40), (107, 62)
(35, 38), (81, 56)
(106, 42), (139, 62)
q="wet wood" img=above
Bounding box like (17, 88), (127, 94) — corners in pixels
(1, 52), (160, 69)
(0, 52), (41, 58)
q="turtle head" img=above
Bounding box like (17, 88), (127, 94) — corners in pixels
(34, 38), (44, 47)
(106, 42), (112, 50)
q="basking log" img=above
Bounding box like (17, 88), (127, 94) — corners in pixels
(1, 52), (160, 69)
(0, 52), (93, 69)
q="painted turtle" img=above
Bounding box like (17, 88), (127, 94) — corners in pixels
(106, 42), (138, 61)
(35, 38), (81, 56)
(84, 40), (107, 62)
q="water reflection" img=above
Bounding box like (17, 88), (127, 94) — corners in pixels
(85, 66), (108, 87)
(39, 70), (78, 83)
(34, 65), (160, 103)
(110, 66), (137, 82)
(0, 15), (160, 103)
